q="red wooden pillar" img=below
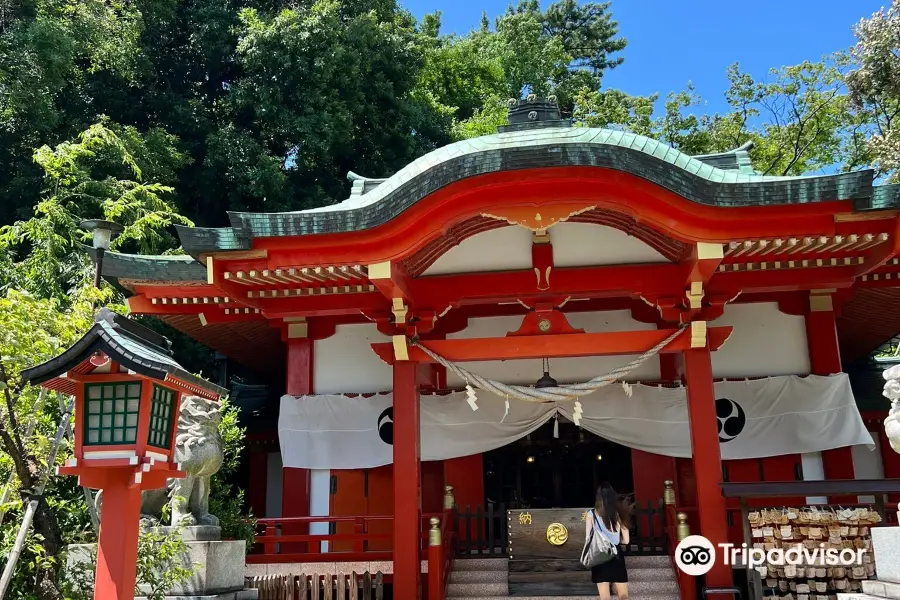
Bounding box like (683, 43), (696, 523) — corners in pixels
(393, 360), (422, 600)
(94, 470), (143, 600)
(684, 347), (732, 588)
(806, 292), (855, 503)
(283, 334), (313, 550)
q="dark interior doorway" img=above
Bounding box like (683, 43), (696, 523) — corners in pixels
(482, 417), (633, 509)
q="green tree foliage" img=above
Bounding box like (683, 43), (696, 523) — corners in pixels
(574, 60), (870, 176)
(0, 121), (191, 300)
(846, 1), (900, 180)
(418, 0), (626, 136)
(0, 291), (97, 599)
(0, 121), (248, 598)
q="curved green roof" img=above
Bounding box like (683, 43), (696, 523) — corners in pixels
(174, 124), (875, 256)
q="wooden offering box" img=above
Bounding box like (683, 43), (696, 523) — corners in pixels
(508, 508), (595, 597)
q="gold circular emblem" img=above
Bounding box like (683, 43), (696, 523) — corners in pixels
(538, 319), (551, 332)
(546, 523), (568, 546)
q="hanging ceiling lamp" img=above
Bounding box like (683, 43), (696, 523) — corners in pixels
(535, 357), (558, 389)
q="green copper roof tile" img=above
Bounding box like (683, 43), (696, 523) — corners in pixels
(695, 163), (714, 180)
(868, 184), (900, 210)
(170, 126), (879, 248)
(673, 152), (692, 170)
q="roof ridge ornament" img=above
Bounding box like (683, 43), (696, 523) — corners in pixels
(498, 95), (571, 133)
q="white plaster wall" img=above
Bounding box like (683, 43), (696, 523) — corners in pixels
(710, 303), (810, 378)
(423, 226), (533, 275)
(309, 469), (332, 553)
(444, 310), (661, 387)
(266, 452), (284, 518)
(550, 222), (669, 267)
(314, 323), (392, 394)
(852, 438), (885, 504)
(422, 223), (669, 276)
(800, 452), (827, 505)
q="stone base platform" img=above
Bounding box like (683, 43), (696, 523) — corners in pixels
(67, 526), (253, 599)
(136, 591), (257, 600)
(837, 527), (900, 600)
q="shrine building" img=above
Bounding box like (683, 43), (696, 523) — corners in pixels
(92, 98), (900, 599)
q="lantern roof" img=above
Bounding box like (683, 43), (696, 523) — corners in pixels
(20, 308), (226, 398)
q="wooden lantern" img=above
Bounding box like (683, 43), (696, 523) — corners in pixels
(21, 308), (225, 600)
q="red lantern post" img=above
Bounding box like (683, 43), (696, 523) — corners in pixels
(21, 308), (225, 600)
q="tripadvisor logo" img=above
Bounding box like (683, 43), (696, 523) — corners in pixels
(674, 535), (867, 577)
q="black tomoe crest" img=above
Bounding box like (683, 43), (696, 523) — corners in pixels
(715, 398), (746, 443)
(377, 406), (394, 445)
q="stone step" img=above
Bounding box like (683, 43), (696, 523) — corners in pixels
(448, 595), (682, 600)
(506, 579), (678, 597)
(454, 558), (509, 571)
(451, 569), (509, 583)
(623, 555), (672, 568)
(453, 556), (669, 570)
(447, 582), (509, 597)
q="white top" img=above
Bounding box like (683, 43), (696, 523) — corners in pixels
(590, 510), (620, 545)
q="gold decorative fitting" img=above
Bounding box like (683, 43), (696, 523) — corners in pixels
(696, 242), (725, 260)
(392, 298), (408, 324)
(546, 523), (568, 546)
(689, 321), (707, 348)
(367, 261), (391, 280)
(480, 204), (597, 232)
(286, 322), (308, 339)
(392, 335), (409, 361)
(538, 319), (552, 332)
(687, 281), (704, 310)
(809, 292), (833, 313)
(663, 480), (676, 505)
(429, 517), (442, 547)
(676, 512), (690, 542)
(206, 256), (215, 285)
(534, 266), (552, 290)
(443, 485), (455, 510)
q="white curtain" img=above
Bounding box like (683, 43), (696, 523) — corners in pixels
(278, 373), (874, 470)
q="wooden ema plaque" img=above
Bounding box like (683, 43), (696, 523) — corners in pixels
(508, 508), (596, 597)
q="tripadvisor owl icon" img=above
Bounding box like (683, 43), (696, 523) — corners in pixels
(675, 535), (716, 576)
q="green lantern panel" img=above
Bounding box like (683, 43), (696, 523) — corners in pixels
(84, 382), (142, 445)
(147, 385), (176, 449)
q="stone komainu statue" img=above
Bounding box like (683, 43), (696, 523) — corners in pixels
(884, 364), (900, 455)
(96, 395), (224, 526)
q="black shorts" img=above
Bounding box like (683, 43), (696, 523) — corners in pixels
(590, 553), (628, 584)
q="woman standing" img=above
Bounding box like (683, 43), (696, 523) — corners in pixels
(584, 484), (633, 600)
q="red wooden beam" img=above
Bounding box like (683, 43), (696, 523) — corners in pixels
(371, 326), (733, 364)
(854, 221), (900, 277)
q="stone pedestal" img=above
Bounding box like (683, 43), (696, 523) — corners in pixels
(66, 526), (257, 600)
(838, 527), (900, 600)
(872, 527), (900, 584)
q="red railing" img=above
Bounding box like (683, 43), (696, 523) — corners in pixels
(248, 513), (445, 564)
(663, 502), (697, 600)
(427, 508), (455, 600)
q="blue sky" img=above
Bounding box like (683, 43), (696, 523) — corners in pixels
(401, 0), (887, 115)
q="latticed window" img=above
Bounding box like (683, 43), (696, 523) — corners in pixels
(147, 385), (176, 449)
(84, 382), (141, 445)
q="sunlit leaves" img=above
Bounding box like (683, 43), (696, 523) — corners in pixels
(0, 121), (191, 300)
